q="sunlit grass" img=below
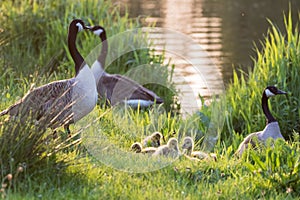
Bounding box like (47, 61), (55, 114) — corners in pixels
(0, 0), (300, 199)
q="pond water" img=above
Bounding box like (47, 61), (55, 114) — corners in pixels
(115, 0), (300, 115)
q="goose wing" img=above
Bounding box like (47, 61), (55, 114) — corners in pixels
(3, 79), (74, 125)
(236, 131), (261, 156)
(98, 74), (163, 106)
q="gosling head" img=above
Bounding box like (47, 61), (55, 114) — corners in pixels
(181, 137), (194, 154)
(167, 138), (179, 152)
(151, 132), (163, 146)
(264, 86), (287, 98)
(130, 142), (142, 153)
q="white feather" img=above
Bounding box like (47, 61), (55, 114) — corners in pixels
(265, 88), (275, 97)
(72, 64), (98, 121)
(93, 29), (103, 36)
(123, 99), (154, 108)
(91, 60), (105, 84)
(76, 22), (84, 32)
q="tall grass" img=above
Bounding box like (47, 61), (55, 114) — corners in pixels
(221, 11), (300, 141)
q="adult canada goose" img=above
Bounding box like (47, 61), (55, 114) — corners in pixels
(130, 142), (157, 154)
(152, 137), (180, 158)
(236, 86), (287, 156)
(88, 25), (164, 108)
(142, 131), (165, 147)
(0, 19), (97, 133)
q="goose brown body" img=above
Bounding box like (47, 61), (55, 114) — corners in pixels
(0, 19), (97, 130)
(98, 72), (164, 107)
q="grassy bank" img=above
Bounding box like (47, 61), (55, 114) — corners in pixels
(0, 0), (300, 199)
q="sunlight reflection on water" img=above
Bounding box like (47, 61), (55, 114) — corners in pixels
(115, 0), (300, 114)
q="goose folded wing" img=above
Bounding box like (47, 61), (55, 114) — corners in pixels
(99, 74), (163, 105)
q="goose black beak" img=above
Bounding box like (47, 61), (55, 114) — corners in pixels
(84, 25), (91, 30)
(276, 89), (287, 95)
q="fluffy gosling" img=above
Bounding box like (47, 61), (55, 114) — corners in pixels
(130, 142), (157, 155)
(142, 132), (164, 148)
(131, 142), (143, 153)
(181, 136), (217, 161)
(152, 137), (180, 158)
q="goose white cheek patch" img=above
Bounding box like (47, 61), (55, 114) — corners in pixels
(265, 89), (275, 97)
(93, 29), (103, 36)
(76, 23), (84, 32)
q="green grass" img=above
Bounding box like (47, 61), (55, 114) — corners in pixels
(0, 0), (300, 199)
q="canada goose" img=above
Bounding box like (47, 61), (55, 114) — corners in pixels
(142, 131), (165, 147)
(0, 19), (97, 133)
(130, 142), (157, 154)
(236, 86), (287, 156)
(152, 137), (180, 158)
(88, 25), (164, 108)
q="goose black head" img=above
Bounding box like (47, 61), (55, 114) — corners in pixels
(70, 19), (89, 32)
(264, 86), (287, 98)
(88, 25), (106, 40)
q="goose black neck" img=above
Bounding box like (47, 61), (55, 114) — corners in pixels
(68, 25), (85, 76)
(262, 92), (276, 124)
(97, 32), (108, 67)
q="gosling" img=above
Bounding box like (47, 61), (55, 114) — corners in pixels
(152, 137), (180, 158)
(130, 142), (157, 155)
(142, 132), (164, 148)
(181, 136), (217, 161)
